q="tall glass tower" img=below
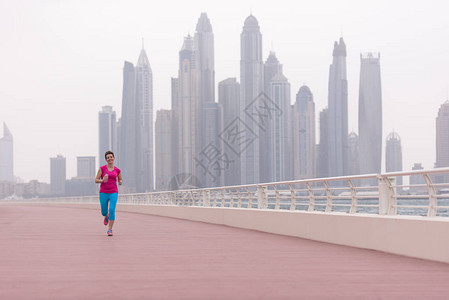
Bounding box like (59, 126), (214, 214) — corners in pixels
(359, 53), (382, 178)
(327, 38), (348, 177)
(119, 45), (154, 192)
(195, 13), (220, 187)
(294, 86), (316, 180)
(120, 61), (137, 191)
(195, 13), (215, 106)
(318, 108), (329, 178)
(265, 53), (291, 182)
(136, 45), (154, 192)
(176, 35), (199, 179)
(240, 15), (263, 184)
(435, 101), (449, 183)
(0, 123), (13, 182)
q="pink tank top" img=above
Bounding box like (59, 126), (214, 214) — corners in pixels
(99, 165), (121, 193)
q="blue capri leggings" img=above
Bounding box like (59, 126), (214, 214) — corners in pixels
(99, 193), (118, 221)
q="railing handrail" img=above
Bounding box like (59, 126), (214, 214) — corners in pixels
(3, 167), (449, 218)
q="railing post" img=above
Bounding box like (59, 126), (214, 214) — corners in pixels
(288, 184), (296, 211)
(378, 176), (396, 215)
(203, 190), (210, 207)
(246, 187), (252, 208)
(423, 174), (437, 217)
(180, 192), (185, 206)
(229, 189), (235, 207)
(189, 191), (195, 206)
(171, 192), (177, 205)
(236, 189), (242, 208)
(220, 189), (225, 207)
(212, 190), (217, 207)
(306, 183), (314, 211)
(348, 179), (358, 214)
(274, 186), (280, 210)
(257, 185), (267, 209)
(306, 182), (316, 212)
(166, 193), (170, 205)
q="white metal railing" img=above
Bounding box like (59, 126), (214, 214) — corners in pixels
(3, 168), (449, 218)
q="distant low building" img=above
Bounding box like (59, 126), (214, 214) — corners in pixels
(385, 132), (403, 186)
(65, 178), (96, 197)
(0, 180), (15, 199)
(347, 131), (360, 176)
(410, 163), (426, 193)
(25, 180), (51, 197)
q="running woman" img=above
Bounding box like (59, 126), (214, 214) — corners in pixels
(95, 150), (122, 236)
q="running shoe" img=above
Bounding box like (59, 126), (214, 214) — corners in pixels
(104, 215), (109, 226)
(107, 230), (113, 236)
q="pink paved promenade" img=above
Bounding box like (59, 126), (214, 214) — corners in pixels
(1, 205), (449, 299)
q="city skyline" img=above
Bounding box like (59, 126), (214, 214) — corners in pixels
(1, 1), (449, 182)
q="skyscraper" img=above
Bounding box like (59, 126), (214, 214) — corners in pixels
(155, 110), (172, 191)
(293, 86), (316, 180)
(262, 52), (292, 182)
(267, 64), (291, 182)
(435, 100), (449, 183)
(170, 77), (179, 182)
(175, 35), (200, 182)
(0, 123), (13, 182)
(261, 52), (276, 183)
(218, 78), (241, 186)
(119, 45), (154, 192)
(136, 45), (154, 192)
(264, 51), (282, 96)
(327, 38), (348, 177)
(196, 14), (222, 187)
(358, 53), (382, 177)
(98, 106), (117, 167)
(240, 15), (263, 184)
(120, 61), (137, 192)
(195, 13), (215, 105)
(317, 108), (329, 178)
(385, 131), (403, 186)
(50, 155), (66, 195)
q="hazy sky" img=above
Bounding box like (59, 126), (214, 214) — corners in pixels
(1, 0), (448, 183)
